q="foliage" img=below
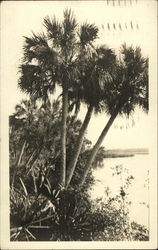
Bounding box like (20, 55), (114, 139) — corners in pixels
(91, 165), (149, 241)
(9, 100), (96, 240)
(9, 100), (96, 192)
(10, 146), (149, 241)
(130, 222), (149, 241)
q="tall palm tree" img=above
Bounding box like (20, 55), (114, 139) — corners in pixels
(66, 45), (117, 188)
(78, 44), (148, 187)
(19, 9), (79, 187)
(18, 9), (104, 188)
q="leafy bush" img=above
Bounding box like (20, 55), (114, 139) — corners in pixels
(10, 173), (149, 241)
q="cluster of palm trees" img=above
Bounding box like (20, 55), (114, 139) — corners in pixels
(18, 9), (148, 191)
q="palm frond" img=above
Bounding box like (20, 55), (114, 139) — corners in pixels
(57, 9), (78, 60)
(18, 64), (56, 101)
(24, 32), (47, 48)
(62, 8), (77, 42)
(96, 45), (117, 71)
(23, 33), (59, 66)
(18, 64), (41, 94)
(79, 23), (98, 46)
(43, 15), (62, 46)
(23, 32), (48, 62)
(101, 44), (148, 117)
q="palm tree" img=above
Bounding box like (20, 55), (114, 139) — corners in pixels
(18, 9), (104, 188)
(19, 9), (79, 187)
(78, 44), (148, 187)
(66, 45), (117, 188)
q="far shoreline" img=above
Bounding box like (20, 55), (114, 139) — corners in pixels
(103, 148), (149, 158)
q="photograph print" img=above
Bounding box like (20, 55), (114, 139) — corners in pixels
(0, 0), (157, 249)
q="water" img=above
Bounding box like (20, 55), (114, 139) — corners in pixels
(90, 154), (149, 228)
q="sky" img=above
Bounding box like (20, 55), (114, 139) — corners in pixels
(1, 0), (157, 149)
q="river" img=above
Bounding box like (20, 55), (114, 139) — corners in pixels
(90, 154), (149, 228)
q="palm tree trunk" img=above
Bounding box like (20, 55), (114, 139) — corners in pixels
(66, 105), (93, 188)
(78, 107), (120, 187)
(11, 140), (26, 188)
(60, 86), (68, 187)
